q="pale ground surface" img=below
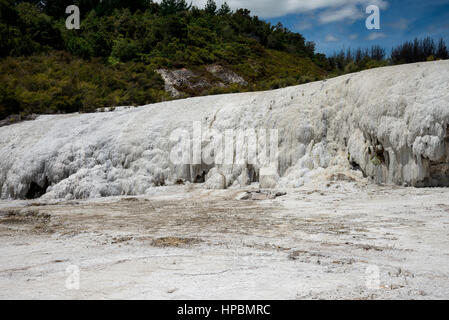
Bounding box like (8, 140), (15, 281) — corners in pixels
(1, 61), (448, 300)
(1, 179), (449, 300)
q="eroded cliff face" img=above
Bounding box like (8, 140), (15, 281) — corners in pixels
(0, 61), (448, 200)
(344, 63), (449, 187)
(156, 65), (247, 98)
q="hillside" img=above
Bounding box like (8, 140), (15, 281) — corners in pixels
(1, 60), (448, 200)
(0, 0), (329, 120)
(1, 1), (447, 122)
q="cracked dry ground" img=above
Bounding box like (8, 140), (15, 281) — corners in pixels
(1, 183), (449, 299)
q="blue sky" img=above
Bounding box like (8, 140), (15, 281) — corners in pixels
(266, 0), (449, 55)
(184, 0), (449, 55)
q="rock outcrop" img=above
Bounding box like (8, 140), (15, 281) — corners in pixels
(205, 65), (248, 86)
(156, 65), (247, 98)
(0, 61), (448, 199)
(205, 168), (227, 190)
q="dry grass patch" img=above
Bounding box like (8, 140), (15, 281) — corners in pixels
(150, 237), (203, 248)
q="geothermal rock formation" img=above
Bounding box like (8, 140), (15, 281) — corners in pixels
(0, 61), (448, 199)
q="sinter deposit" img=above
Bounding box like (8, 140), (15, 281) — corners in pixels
(0, 61), (448, 200)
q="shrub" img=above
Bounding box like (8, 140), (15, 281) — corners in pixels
(111, 38), (140, 62)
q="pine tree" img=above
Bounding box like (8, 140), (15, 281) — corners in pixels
(159, 0), (190, 15)
(422, 37), (435, 59)
(436, 38), (449, 60)
(218, 1), (231, 15)
(370, 45), (385, 61)
(204, 0), (217, 15)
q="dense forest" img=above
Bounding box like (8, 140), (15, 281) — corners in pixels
(0, 0), (448, 120)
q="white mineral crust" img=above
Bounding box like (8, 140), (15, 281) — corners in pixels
(0, 61), (448, 199)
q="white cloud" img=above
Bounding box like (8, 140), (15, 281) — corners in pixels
(319, 6), (364, 23)
(366, 32), (387, 40)
(156, 0), (389, 19)
(349, 34), (359, 39)
(325, 34), (339, 42)
(294, 21), (313, 31)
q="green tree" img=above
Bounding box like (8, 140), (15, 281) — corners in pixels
(111, 38), (140, 62)
(204, 0), (217, 15)
(218, 2), (231, 15)
(436, 38), (449, 60)
(159, 0), (190, 15)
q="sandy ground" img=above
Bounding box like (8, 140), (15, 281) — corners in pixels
(1, 180), (449, 300)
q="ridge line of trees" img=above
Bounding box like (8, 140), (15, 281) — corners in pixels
(330, 37), (449, 73)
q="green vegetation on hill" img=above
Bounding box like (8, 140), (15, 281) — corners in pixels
(0, 0), (448, 121)
(0, 0), (329, 119)
(0, 52), (168, 119)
